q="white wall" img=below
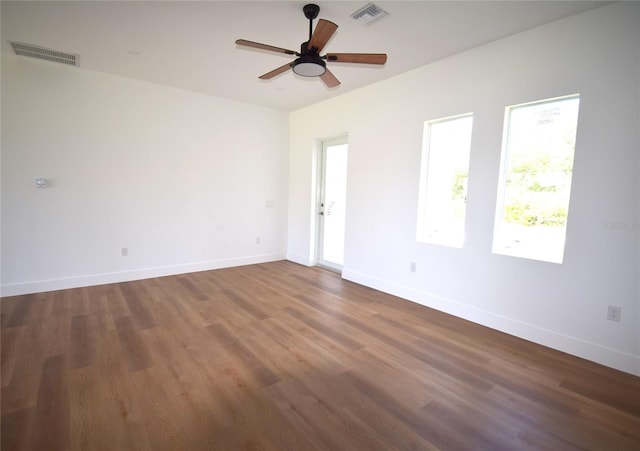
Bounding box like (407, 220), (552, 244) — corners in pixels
(1, 55), (289, 295)
(288, 2), (640, 375)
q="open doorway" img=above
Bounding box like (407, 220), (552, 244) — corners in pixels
(316, 136), (348, 272)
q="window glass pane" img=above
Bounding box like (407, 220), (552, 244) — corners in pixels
(493, 95), (580, 263)
(322, 143), (348, 266)
(417, 114), (473, 247)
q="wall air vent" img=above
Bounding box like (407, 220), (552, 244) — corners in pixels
(9, 41), (79, 67)
(349, 2), (388, 25)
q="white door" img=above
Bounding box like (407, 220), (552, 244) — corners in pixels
(317, 137), (348, 271)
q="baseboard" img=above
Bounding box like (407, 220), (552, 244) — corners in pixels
(342, 268), (640, 377)
(1, 253), (286, 297)
(285, 252), (314, 267)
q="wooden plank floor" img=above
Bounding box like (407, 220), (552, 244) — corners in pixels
(2, 260), (639, 450)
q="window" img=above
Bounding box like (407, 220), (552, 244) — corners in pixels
(417, 114), (473, 247)
(493, 95), (580, 263)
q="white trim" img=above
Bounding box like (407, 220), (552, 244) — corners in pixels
(342, 267), (640, 377)
(286, 253), (314, 267)
(1, 253), (285, 297)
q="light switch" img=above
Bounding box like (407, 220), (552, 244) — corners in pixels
(35, 178), (48, 188)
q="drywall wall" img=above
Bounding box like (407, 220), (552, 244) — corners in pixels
(288, 2), (640, 375)
(1, 55), (289, 295)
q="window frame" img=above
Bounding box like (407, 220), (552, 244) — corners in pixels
(492, 94), (581, 264)
(416, 112), (474, 248)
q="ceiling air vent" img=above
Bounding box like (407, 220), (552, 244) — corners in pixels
(349, 3), (388, 25)
(9, 41), (79, 67)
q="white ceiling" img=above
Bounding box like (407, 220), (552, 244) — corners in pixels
(1, 1), (610, 111)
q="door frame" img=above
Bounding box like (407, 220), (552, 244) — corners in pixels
(315, 135), (348, 273)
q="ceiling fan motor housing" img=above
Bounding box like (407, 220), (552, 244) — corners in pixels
(292, 40), (326, 77)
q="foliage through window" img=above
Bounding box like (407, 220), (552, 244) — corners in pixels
(493, 95), (580, 263)
(417, 114), (473, 247)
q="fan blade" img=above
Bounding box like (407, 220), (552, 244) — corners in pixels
(320, 68), (340, 88)
(259, 63), (293, 80)
(236, 39), (296, 55)
(307, 19), (338, 53)
(326, 53), (387, 64)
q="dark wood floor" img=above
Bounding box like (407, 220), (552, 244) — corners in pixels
(2, 261), (639, 450)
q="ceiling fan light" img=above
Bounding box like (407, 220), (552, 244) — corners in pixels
(292, 54), (326, 77)
(293, 62), (326, 77)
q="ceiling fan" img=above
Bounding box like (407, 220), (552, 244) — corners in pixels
(235, 3), (387, 88)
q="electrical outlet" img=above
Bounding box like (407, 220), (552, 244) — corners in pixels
(607, 305), (621, 322)
(410, 262), (416, 272)
(121, 247), (129, 257)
